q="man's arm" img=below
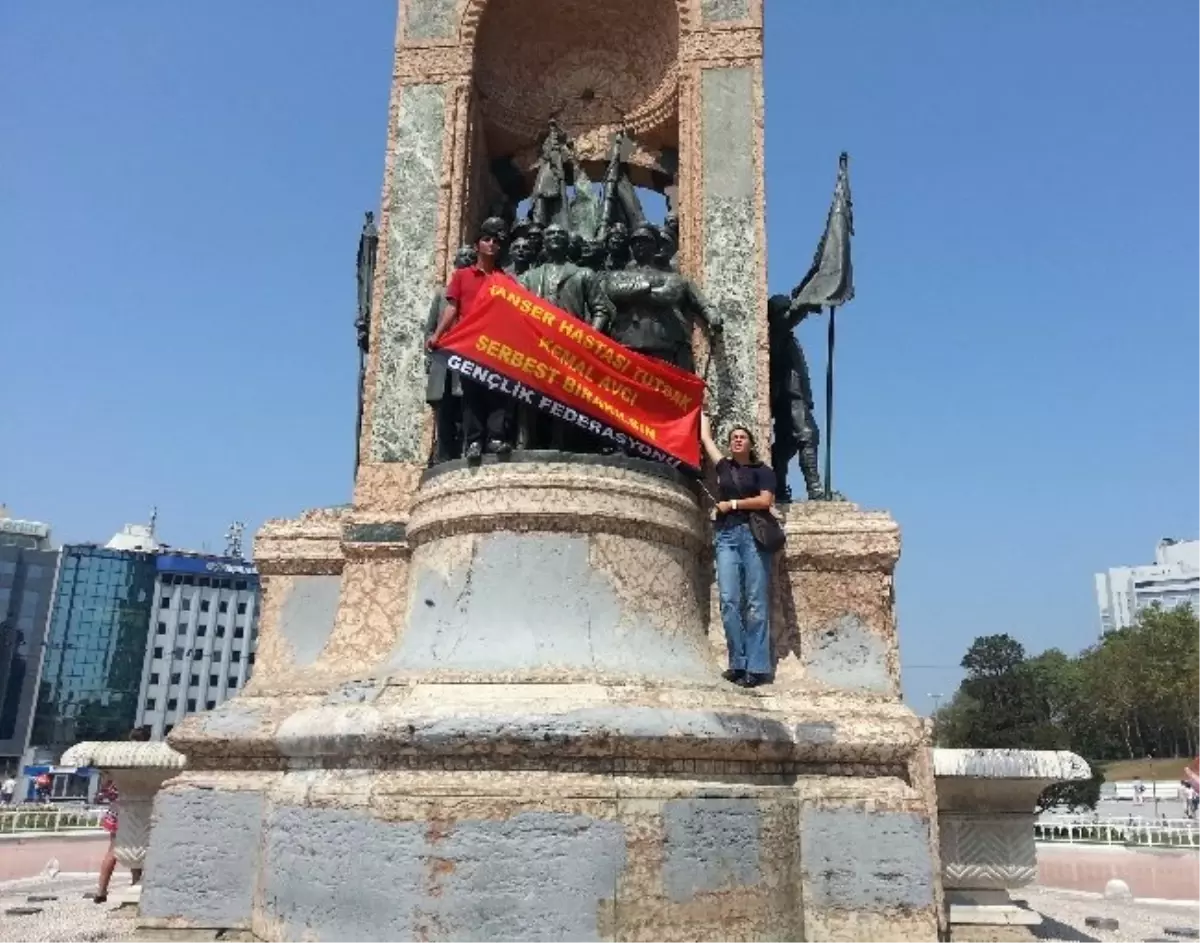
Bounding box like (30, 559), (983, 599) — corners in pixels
(427, 300), (458, 350)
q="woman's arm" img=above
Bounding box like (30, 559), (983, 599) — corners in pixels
(732, 489), (775, 512)
(699, 413), (723, 467)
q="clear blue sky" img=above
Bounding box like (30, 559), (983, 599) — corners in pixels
(2, 2), (1195, 711)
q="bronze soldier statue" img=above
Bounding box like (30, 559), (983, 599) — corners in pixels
(656, 213), (679, 271)
(520, 223), (614, 326)
(520, 223), (616, 449)
(603, 222), (631, 271)
(505, 236), (535, 277)
(529, 120), (573, 229)
(601, 224), (723, 371)
(353, 211), (379, 476)
(423, 245), (478, 464)
(768, 294), (824, 501)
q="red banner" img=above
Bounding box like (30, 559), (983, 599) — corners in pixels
(433, 274), (704, 470)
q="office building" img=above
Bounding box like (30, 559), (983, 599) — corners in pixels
(0, 510), (59, 773)
(135, 552), (259, 739)
(28, 529), (161, 755)
(1095, 538), (1200, 634)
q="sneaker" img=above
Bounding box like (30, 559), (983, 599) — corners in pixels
(722, 669), (745, 684)
(738, 673), (771, 689)
(489, 439), (512, 457)
(464, 442), (483, 462)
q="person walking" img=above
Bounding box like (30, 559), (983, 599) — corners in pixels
(93, 727), (151, 904)
(699, 413), (777, 689)
(1, 775), (14, 804)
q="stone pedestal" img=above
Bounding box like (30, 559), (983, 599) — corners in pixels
(932, 748), (1091, 927)
(60, 741), (186, 907)
(140, 456), (943, 941)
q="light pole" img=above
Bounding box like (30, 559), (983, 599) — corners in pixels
(928, 693), (944, 746)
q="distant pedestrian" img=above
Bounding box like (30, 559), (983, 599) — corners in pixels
(34, 773), (51, 803)
(93, 726), (151, 904)
(1133, 777), (1146, 805)
(1, 776), (14, 804)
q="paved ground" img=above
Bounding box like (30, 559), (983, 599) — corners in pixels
(1014, 886), (1199, 942)
(1040, 798), (1193, 821)
(1, 873), (1194, 943)
(0, 872), (137, 942)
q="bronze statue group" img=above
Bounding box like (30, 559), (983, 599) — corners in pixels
(359, 122), (823, 503)
(354, 125), (852, 688)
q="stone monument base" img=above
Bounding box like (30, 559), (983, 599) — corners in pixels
(141, 456), (942, 941)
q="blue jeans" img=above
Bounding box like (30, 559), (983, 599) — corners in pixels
(714, 522), (772, 675)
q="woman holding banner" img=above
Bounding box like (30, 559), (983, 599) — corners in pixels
(700, 414), (777, 689)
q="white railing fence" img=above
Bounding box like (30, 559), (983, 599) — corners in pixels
(1035, 815), (1199, 848)
(0, 807), (106, 835)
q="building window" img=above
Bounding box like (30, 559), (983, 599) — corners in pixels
(187, 698), (196, 711)
(157, 622), (167, 635)
(218, 601), (229, 614)
(247, 653), (256, 666)
(234, 627), (245, 639)
(199, 577), (211, 588)
(193, 649), (203, 661)
(215, 625), (226, 638)
(200, 600), (210, 612)
(181, 598), (191, 612)
(209, 674), (219, 686)
(167, 698), (178, 711)
(160, 597), (170, 609)
(235, 580), (247, 591)
(205, 701), (215, 710)
(189, 674), (199, 686)
(228, 677), (238, 688)
(237, 602), (247, 615)
(170, 673), (181, 684)
(164, 724), (173, 736)
(231, 651), (241, 663)
(153, 647), (163, 659)
(173, 647), (184, 658)
(146, 698), (156, 710)
(196, 625), (207, 637)
(149, 672), (160, 684)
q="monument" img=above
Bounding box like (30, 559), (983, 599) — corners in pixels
(138, 2), (946, 940)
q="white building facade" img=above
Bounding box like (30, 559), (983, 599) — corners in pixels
(1095, 538), (1200, 634)
(135, 553), (260, 738)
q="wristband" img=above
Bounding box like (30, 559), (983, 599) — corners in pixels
(732, 499), (739, 511)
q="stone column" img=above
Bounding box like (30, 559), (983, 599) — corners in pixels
(355, 0), (476, 513)
(933, 748), (1092, 927)
(678, 0), (770, 444)
(771, 502), (904, 697)
(60, 740), (185, 906)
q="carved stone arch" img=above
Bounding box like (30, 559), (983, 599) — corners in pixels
(457, 0), (694, 54)
(456, 0), (689, 168)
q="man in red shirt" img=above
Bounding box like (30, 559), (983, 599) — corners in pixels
(427, 217), (513, 461)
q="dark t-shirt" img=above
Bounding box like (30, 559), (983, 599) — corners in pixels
(714, 458), (776, 529)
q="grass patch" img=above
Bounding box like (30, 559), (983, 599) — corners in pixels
(1100, 757), (1194, 781)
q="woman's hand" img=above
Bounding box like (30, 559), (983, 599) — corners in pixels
(716, 500), (732, 515)
(700, 412), (712, 439)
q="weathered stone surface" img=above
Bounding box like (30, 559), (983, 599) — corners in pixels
(800, 807), (936, 911)
(661, 798), (761, 902)
(261, 806), (625, 941)
(402, 0), (458, 41)
(277, 574), (340, 667)
(803, 613), (891, 693)
(701, 65), (764, 444)
(368, 81), (447, 464)
(701, 0), (750, 23)
(141, 788), (265, 927)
